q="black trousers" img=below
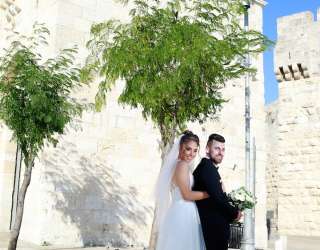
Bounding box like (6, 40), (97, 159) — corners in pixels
(200, 215), (230, 250)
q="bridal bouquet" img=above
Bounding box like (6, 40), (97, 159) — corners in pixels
(228, 187), (256, 211)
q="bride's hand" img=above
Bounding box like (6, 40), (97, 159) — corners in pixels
(203, 192), (209, 199)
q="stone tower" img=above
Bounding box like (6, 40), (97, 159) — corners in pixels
(0, 0), (268, 248)
(267, 9), (320, 236)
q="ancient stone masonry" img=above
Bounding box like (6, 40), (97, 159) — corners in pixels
(274, 10), (320, 82)
(0, 0), (268, 248)
(267, 9), (320, 237)
(275, 64), (310, 82)
(265, 102), (279, 232)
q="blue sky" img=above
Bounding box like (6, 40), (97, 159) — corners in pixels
(263, 0), (320, 104)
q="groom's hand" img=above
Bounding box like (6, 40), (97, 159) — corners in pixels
(235, 211), (243, 221)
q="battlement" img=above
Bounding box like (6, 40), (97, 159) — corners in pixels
(274, 8), (320, 82)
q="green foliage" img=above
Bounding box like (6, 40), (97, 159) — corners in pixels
(83, 0), (272, 146)
(0, 23), (83, 161)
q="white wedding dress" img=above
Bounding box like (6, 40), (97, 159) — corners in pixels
(155, 171), (206, 250)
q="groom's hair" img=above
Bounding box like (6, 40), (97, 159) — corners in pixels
(207, 133), (225, 146)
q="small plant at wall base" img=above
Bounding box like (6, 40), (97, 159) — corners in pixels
(82, 0), (271, 248)
(0, 23), (83, 250)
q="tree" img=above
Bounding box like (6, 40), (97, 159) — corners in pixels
(83, 0), (270, 153)
(0, 23), (83, 250)
(82, 0), (271, 247)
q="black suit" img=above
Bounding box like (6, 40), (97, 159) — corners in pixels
(193, 158), (238, 250)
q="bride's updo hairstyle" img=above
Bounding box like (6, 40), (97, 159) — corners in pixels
(180, 130), (200, 147)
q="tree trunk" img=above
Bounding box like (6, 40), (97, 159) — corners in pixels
(148, 127), (177, 250)
(8, 157), (34, 250)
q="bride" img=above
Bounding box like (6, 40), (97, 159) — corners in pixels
(154, 131), (208, 250)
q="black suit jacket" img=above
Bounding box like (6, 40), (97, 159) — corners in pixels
(193, 158), (238, 250)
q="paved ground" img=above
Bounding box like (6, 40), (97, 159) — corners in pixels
(0, 233), (142, 250)
(267, 234), (320, 250)
(2, 232), (320, 250)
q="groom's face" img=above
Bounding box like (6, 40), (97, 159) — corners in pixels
(206, 140), (225, 164)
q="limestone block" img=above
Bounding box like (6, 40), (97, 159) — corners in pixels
(82, 7), (97, 22)
(275, 68), (284, 82)
(301, 148), (316, 155)
(302, 65), (310, 78)
(283, 68), (292, 81)
(66, 0), (98, 9)
(308, 156), (320, 164)
(278, 188), (295, 197)
(57, 1), (83, 18)
(96, 0), (130, 22)
(0, 173), (14, 191)
(292, 64), (301, 80)
(278, 126), (289, 133)
(55, 25), (86, 49)
(1, 160), (15, 173)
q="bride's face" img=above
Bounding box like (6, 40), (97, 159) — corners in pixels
(179, 140), (198, 162)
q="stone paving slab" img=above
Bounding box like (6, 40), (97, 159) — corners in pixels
(2, 232), (320, 250)
(0, 233), (142, 250)
(267, 235), (320, 250)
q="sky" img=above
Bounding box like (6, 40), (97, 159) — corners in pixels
(263, 0), (320, 104)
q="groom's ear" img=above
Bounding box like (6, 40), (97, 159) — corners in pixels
(205, 145), (210, 154)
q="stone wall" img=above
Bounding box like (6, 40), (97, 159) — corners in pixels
(0, 127), (16, 232)
(9, 1), (159, 247)
(0, 0), (268, 248)
(265, 102), (279, 231)
(267, 9), (320, 236)
(276, 78), (320, 236)
(274, 10), (320, 82)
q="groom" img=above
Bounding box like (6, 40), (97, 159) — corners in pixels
(193, 133), (241, 250)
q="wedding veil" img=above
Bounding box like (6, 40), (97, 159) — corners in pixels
(154, 135), (183, 231)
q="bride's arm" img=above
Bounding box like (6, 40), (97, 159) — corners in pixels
(173, 161), (209, 201)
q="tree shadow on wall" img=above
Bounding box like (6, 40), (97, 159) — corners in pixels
(41, 140), (153, 247)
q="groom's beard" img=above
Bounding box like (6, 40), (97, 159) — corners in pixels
(206, 153), (223, 165)
(210, 156), (223, 165)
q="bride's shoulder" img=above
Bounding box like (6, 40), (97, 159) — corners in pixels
(176, 160), (189, 168)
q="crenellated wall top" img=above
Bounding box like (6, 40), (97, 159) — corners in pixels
(274, 8), (320, 82)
